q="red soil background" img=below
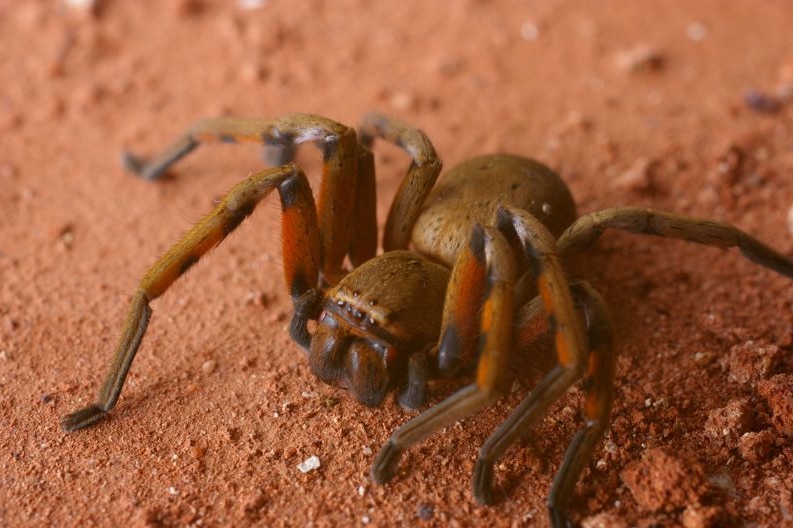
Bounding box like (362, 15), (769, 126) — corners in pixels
(2, 1), (793, 526)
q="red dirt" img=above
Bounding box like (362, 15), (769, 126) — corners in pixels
(2, 1), (793, 527)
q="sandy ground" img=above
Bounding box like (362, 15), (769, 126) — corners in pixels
(2, 1), (793, 526)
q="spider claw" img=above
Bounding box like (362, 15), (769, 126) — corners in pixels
(120, 150), (152, 178)
(370, 440), (402, 484)
(397, 350), (431, 410)
(397, 381), (426, 410)
(547, 505), (573, 528)
(60, 404), (107, 432)
(472, 458), (495, 505)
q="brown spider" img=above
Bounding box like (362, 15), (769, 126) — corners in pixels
(61, 113), (793, 526)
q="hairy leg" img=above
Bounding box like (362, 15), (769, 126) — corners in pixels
(61, 164), (320, 431)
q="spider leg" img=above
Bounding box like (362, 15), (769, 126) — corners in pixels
(466, 208), (589, 513)
(348, 145), (377, 267)
(371, 224), (517, 483)
(61, 164), (321, 431)
(396, 344), (434, 410)
(548, 283), (614, 527)
(435, 222), (489, 376)
(122, 114), (360, 283)
(558, 207), (793, 279)
(289, 289), (325, 350)
(358, 112), (442, 251)
(472, 280), (614, 528)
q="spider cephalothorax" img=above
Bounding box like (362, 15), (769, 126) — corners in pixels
(62, 113), (793, 527)
(299, 250), (449, 408)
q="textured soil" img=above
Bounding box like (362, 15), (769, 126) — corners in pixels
(2, 1), (793, 527)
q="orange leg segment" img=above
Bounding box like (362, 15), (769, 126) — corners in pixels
(469, 207), (593, 523)
(436, 225), (488, 376)
(61, 164), (321, 432)
(547, 283), (614, 527)
(472, 281), (614, 528)
(371, 224), (516, 484)
(495, 206), (587, 370)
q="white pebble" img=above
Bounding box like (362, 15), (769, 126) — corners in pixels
(390, 92), (415, 111)
(63, 0), (96, 9)
(201, 359), (217, 375)
(238, 0), (266, 9)
(686, 22), (707, 41)
(520, 22), (539, 41)
(297, 455), (321, 473)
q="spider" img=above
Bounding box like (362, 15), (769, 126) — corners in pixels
(61, 113), (793, 526)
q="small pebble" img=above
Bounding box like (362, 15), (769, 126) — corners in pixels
(704, 398), (753, 446)
(581, 512), (628, 528)
(52, 223), (75, 249)
(63, 0), (97, 11)
(758, 374), (793, 437)
(726, 340), (782, 384)
(616, 157), (654, 192)
(615, 45), (664, 73)
(686, 22), (708, 41)
(240, 62), (268, 83)
(201, 359), (217, 375)
(238, 0), (266, 9)
(681, 504), (728, 528)
(738, 430), (775, 463)
(519, 22), (539, 41)
(620, 448), (708, 512)
(297, 455), (321, 473)
(389, 92), (415, 111)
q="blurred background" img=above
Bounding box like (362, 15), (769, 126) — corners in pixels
(1, 1), (792, 526)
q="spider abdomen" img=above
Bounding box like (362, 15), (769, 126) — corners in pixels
(412, 155), (577, 266)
